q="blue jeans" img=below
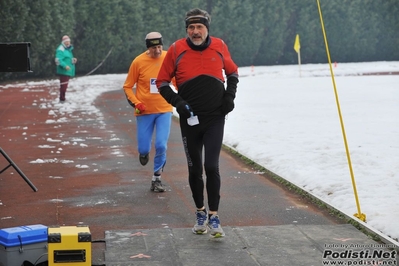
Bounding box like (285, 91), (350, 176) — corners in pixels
(136, 112), (172, 173)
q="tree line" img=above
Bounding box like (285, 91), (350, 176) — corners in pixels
(1, 0), (398, 81)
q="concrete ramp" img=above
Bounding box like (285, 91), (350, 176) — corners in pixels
(104, 224), (393, 265)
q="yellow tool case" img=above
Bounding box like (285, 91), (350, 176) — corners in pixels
(47, 225), (91, 266)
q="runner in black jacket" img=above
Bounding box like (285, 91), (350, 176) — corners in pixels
(156, 8), (239, 238)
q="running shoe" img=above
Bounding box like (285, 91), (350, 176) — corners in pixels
(150, 178), (165, 192)
(208, 214), (225, 238)
(192, 210), (208, 234)
(139, 153), (149, 166)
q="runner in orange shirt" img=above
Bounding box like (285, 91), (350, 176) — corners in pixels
(123, 32), (174, 192)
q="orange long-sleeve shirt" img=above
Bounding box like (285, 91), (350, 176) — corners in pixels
(123, 50), (173, 116)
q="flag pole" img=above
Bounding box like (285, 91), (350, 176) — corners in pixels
(298, 49), (301, 77)
(294, 34), (301, 77)
(316, 0), (365, 222)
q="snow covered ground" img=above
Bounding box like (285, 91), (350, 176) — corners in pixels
(1, 61), (398, 244)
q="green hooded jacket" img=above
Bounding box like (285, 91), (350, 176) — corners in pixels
(55, 43), (75, 77)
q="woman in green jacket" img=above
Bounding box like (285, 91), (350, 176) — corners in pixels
(55, 35), (77, 102)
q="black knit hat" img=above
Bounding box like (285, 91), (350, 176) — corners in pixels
(145, 32), (163, 48)
(185, 16), (210, 30)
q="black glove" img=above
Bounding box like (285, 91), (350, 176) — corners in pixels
(222, 76), (238, 115)
(221, 93), (235, 115)
(176, 101), (192, 119)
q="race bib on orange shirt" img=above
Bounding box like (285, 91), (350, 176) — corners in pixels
(150, 78), (159, 94)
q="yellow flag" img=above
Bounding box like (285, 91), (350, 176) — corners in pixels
(294, 34), (300, 53)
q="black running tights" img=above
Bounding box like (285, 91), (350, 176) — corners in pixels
(179, 115), (225, 212)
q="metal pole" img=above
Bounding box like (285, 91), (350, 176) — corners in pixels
(0, 147), (38, 192)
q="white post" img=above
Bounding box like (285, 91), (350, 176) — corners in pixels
(298, 49), (301, 77)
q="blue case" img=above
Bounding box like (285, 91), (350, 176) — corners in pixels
(0, 224), (47, 247)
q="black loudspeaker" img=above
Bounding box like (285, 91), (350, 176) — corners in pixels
(0, 42), (32, 72)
